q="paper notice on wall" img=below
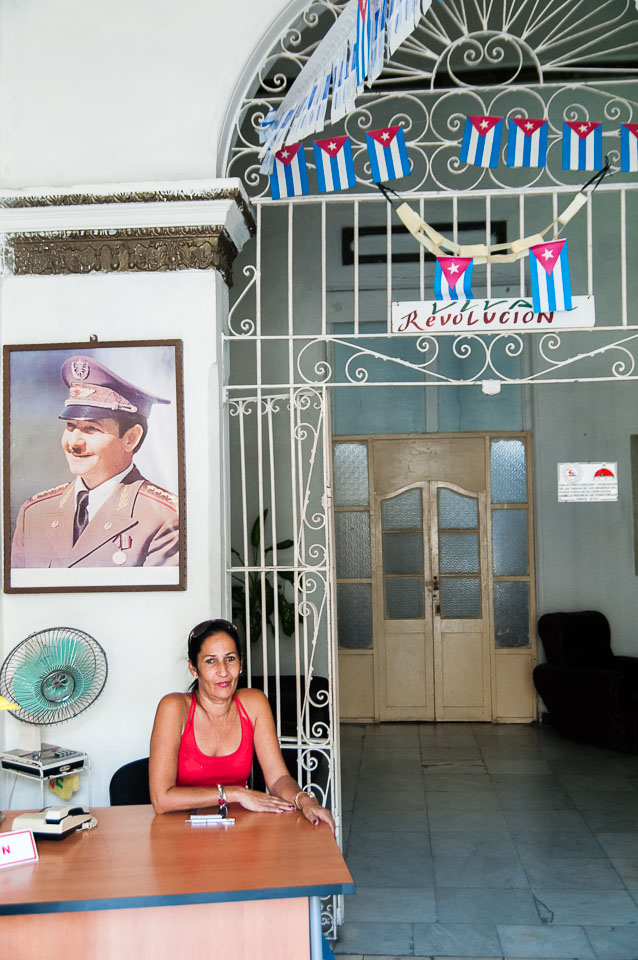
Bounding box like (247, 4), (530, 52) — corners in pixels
(557, 463), (618, 502)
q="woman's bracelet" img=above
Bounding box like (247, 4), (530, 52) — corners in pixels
(293, 789), (317, 809)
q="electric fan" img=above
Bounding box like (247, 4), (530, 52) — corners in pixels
(0, 627), (107, 778)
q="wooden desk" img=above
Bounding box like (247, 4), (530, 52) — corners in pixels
(0, 806), (354, 960)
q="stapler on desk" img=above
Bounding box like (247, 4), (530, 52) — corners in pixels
(13, 805), (93, 839)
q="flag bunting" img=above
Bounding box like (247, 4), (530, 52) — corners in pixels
(621, 123), (638, 173)
(460, 116), (504, 168)
(269, 143), (310, 199)
(506, 117), (548, 168)
(528, 240), (573, 312)
(434, 257), (474, 300)
(366, 125), (410, 182)
(313, 136), (356, 192)
(562, 121), (602, 171)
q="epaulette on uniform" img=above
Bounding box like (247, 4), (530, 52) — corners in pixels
(26, 482), (71, 507)
(140, 482), (178, 512)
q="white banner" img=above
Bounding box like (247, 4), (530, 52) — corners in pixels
(391, 296), (595, 334)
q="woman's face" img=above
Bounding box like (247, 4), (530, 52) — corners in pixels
(190, 631), (241, 699)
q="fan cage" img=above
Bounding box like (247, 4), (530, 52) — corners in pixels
(0, 627), (108, 726)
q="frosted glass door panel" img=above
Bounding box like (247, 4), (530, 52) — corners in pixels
(337, 583), (373, 648)
(383, 533), (424, 574)
(335, 512), (372, 579)
(492, 510), (528, 575)
(440, 578), (481, 618)
(438, 489), (478, 529)
(439, 533), (479, 573)
(491, 440), (526, 503)
(382, 489), (422, 530)
(334, 443), (369, 506)
(385, 578), (424, 619)
(494, 581), (530, 648)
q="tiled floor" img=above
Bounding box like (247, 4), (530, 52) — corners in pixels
(336, 722), (638, 960)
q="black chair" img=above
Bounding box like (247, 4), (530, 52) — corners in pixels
(109, 757), (151, 805)
(534, 611), (638, 753)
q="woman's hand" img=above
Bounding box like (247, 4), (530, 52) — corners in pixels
(297, 795), (336, 834)
(230, 786), (295, 814)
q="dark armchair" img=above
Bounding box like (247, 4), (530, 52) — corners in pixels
(534, 611), (638, 752)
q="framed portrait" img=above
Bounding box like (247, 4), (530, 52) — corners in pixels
(3, 339), (186, 593)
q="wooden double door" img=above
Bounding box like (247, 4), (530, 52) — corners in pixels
(372, 436), (491, 721)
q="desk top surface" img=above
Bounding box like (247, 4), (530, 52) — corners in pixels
(0, 806), (354, 915)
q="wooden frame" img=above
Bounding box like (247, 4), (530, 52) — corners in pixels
(3, 339), (186, 593)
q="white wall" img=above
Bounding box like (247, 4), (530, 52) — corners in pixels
(1, 269), (228, 806)
(0, 0), (301, 188)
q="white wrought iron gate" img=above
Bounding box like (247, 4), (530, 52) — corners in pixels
(222, 0), (638, 938)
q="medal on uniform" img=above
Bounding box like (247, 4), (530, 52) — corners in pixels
(112, 534), (132, 565)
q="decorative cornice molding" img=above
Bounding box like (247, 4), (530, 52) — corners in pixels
(0, 179), (254, 282)
(0, 186), (255, 236)
(5, 225), (238, 285)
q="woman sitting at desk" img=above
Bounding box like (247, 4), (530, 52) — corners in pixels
(149, 618), (335, 832)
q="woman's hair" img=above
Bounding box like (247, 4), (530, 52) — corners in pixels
(187, 619), (243, 692)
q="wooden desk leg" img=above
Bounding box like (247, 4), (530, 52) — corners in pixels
(309, 896), (323, 960)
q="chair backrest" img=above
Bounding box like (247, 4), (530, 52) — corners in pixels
(537, 611), (613, 668)
(109, 757), (151, 805)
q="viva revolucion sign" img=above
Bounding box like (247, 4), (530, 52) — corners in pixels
(391, 296), (595, 334)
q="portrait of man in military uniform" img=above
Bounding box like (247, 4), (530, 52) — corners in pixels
(5, 342), (184, 591)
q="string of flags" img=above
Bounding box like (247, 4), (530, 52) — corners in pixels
(259, 0), (431, 174)
(270, 125), (409, 198)
(462, 117), (638, 172)
(431, 240), (572, 315)
(270, 118), (637, 198)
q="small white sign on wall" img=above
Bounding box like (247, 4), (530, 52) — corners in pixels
(558, 462), (618, 502)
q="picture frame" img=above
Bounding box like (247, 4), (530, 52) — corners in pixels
(3, 339), (186, 593)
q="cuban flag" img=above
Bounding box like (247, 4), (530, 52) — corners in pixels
(269, 144), (309, 200)
(621, 123), (638, 172)
(366, 126), (410, 182)
(434, 257), (474, 301)
(460, 116), (504, 168)
(355, 0), (371, 87)
(507, 117), (548, 168)
(528, 240), (572, 312)
(562, 121), (602, 171)
(313, 136), (356, 192)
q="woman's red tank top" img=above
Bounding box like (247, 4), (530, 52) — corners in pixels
(176, 692), (254, 787)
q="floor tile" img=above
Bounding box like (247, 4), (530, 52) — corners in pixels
(503, 810), (588, 833)
(430, 831), (517, 859)
(528, 889), (638, 925)
(497, 924), (595, 959)
(426, 791), (502, 812)
(428, 810), (507, 833)
(420, 745), (483, 761)
(524, 856), (625, 890)
(513, 830), (607, 862)
(346, 830), (430, 860)
(346, 851), (434, 888)
(583, 809), (638, 833)
(584, 925), (638, 960)
(349, 808), (429, 834)
(347, 887), (436, 923)
(610, 858), (638, 890)
(437, 887), (540, 924)
(423, 773), (493, 793)
(334, 921), (414, 956)
(413, 922), (502, 957)
(433, 855), (529, 889)
(597, 833), (638, 859)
